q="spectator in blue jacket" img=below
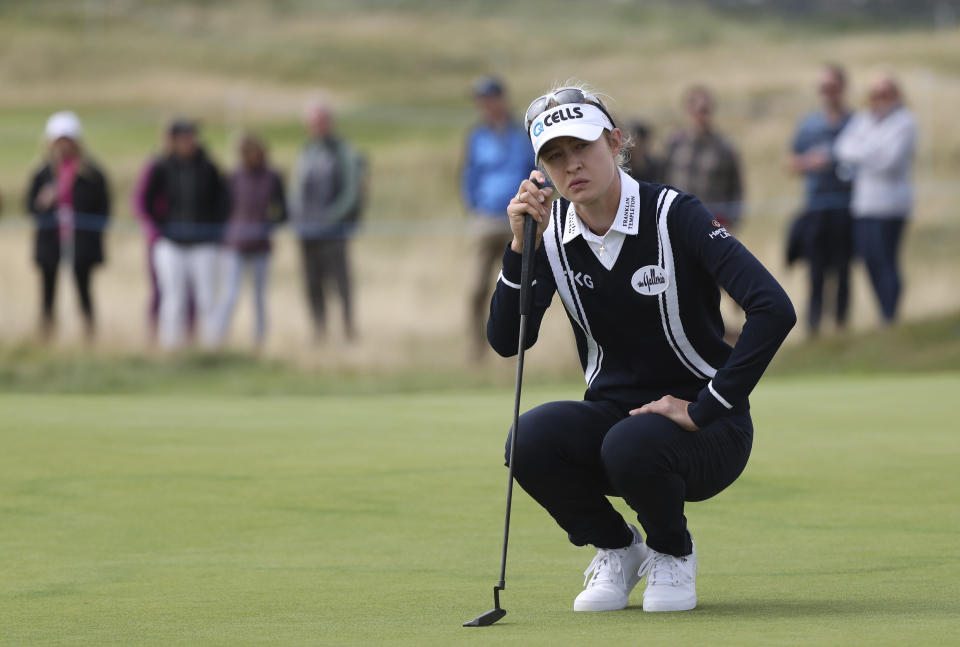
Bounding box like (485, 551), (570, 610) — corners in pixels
(788, 63), (853, 337)
(461, 76), (534, 360)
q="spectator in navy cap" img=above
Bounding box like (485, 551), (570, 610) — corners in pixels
(144, 117), (229, 349)
(460, 76), (534, 361)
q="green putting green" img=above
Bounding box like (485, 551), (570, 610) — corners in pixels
(2, 374), (958, 645)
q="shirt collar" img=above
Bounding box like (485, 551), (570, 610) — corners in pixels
(562, 168), (641, 244)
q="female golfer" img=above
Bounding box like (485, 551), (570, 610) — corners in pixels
(487, 84), (796, 613)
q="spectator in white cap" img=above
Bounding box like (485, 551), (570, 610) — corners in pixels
(25, 111), (110, 341)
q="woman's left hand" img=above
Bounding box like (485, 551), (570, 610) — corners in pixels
(629, 395), (699, 432)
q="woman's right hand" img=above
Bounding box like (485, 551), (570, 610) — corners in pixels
(35, 184), (56, 212)
(507, 170), (554, 253)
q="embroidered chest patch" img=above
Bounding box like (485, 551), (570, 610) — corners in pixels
(631, 265), (670, 296)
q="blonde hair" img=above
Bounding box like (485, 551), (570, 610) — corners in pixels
(536, 79), (633, 174)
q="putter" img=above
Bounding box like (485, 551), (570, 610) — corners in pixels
(464, 186), (542, 628)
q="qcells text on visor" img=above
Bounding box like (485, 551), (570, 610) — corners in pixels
(541, 106), (584, 128)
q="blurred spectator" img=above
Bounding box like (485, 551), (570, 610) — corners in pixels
(289, 95), (365, 342)
(132, 124), (196, 343)
(132, 130), (165, 340)
(460, 76), (534, 360)
(835, 73), (917, 326)
(144, 119), (229, 349)
(625, 120), (663, 184)
(214, 133), (287, 349)
(788, 63), (854, 336)
(662, 85), (744, 230)
(25, 111), (110, 341)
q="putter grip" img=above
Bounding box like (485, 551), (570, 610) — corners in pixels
(518, 180), (543, 316)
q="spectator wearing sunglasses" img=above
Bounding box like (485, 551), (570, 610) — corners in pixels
(487, 82), (794, 615)
(460, 76), (535, 361)
(787, 63), (854, 337)
(834, 73), (916, 326)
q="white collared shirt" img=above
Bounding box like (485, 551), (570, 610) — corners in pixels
(561, 168), (641, 270)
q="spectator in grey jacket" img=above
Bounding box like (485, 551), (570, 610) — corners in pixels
(290, 95), (363, 342)
(834, 74), (917, 325)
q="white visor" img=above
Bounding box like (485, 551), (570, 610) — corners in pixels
(529, 103), (613, 159)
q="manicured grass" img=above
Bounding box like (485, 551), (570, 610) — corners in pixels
(2, 374), (958, 645)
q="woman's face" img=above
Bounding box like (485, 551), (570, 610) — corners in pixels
(51, 137), (79, 163)
(242, 145), (265, 170)
(539, 130), (621, 204)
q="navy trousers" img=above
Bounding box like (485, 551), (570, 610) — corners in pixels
(507, 399), (753, 557)
(854, 216), (907, 324)
(806, 208), (852, 334)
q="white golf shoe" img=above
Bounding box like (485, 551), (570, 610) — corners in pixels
(640, 540), (698, 612)
(573, 525), (649, 612)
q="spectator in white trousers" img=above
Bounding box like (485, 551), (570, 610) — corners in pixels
(834, 74), (916, 325)
(214, 134), (287, 349)
(144, 119), (230, 349)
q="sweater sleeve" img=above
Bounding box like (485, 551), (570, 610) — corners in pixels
(25, 168), (46, 216)
(270, 171), (288, 224)
(131, 160), (155, 223)
(724, 144), (744, 225)
(846, 110), (915, 175)
(833, 112), (872, 166)
(287, 151), (305, 227)
(326, 141), (361, 225)
(485, 242), (557, 357)
(143, 163), (165, 224)
(672, 194), (797, 427)
(460, 130), (479, 211)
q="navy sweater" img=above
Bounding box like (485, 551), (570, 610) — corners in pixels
(487, 172), (796, 428)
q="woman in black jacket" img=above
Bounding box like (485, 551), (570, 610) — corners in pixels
(26, 111), (110, 340)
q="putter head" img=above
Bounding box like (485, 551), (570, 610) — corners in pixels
(462, 607), (506, 627)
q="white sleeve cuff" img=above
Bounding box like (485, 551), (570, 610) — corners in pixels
(707, 380), (733, 410)
(498, 271), (535, 290)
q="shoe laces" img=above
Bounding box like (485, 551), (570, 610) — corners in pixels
(639, 551), (691, 587)
(583, 547), (626, 588)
